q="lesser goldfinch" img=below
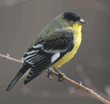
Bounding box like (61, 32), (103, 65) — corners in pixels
(6, 11), (87, 92)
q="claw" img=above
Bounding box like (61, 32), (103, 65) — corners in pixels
(46, 69), (53, 80)
(58, 73), (66, 82)
(46, 74), (53, 79)
(53, 67), (66, 82)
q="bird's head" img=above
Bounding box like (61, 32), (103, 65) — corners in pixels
(63, 11), (88, 25)
(55, 11), (88, 32)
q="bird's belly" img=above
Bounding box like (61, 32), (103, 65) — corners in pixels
(51, 25), (82, 68)
(51, 44), (80, 68)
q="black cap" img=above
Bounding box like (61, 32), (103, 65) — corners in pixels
(63, 11), (80, 22)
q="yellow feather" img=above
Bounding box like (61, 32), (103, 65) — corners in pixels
(51, 23), (82, 67)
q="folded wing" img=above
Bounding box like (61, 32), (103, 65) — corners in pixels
(22, 29), (74, 84)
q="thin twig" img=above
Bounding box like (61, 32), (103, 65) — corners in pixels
(45, 71), (110, 104)
(0, 53), (110, 104)
(0, 53), (23, 64)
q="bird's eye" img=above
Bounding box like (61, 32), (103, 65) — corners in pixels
(77, 17), (80, 20)
(72, 17), (80, 22)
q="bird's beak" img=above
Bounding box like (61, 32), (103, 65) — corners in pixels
(80, 18), (88, 24)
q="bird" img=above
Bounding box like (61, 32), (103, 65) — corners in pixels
(6, 11), (87, 92)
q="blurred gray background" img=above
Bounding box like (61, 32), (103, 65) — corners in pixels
(0, 0), (110, 104)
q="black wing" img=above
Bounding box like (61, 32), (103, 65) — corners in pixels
(22, 29), (74, 84)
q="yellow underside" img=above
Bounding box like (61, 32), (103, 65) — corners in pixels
(51, 23), (82, 68)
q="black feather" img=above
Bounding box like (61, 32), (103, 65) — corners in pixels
(6, 63), (30, 92)
(63, 11), (80, 22)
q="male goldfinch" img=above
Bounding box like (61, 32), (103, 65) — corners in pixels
(6, 11), (87, 92)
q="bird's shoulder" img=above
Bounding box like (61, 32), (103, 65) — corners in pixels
(26, 28), (74, 53)
(41, 28), (74, 42)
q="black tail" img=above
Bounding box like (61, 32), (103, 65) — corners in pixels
(6, 63), (30, 92)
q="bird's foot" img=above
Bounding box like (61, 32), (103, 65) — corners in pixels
(58, 72), (66, 82)
(46, 69), (53, 79)
(53, 67), (66, 82)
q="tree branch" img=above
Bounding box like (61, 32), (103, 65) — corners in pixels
(0, 53), (110, 104)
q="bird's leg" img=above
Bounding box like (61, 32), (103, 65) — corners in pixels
(53, 67), (66, 82)
(46, 68), (53, 79)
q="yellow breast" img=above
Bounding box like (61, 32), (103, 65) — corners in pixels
(51, 23), (82, 68)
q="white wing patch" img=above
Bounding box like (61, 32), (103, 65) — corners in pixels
(23, 53), (37, 60)
(27, 50), (39, 55)
(51, 52), (60, 63)
(33, 44), (43, 49)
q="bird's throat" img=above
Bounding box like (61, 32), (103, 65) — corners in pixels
(67, 23), (82, 33)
